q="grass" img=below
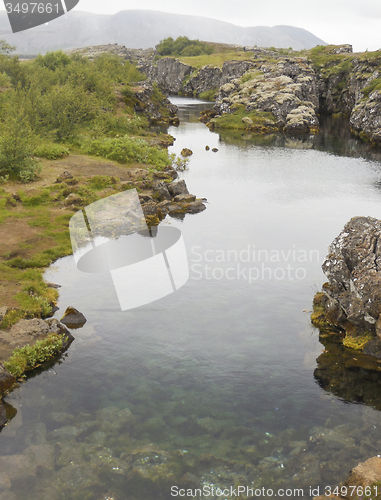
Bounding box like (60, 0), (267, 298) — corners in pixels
(4, 334), (65, 377)
(0, 164), (162, 327)
(176, 51), (256, 70)
(198, 88), (219, 101)
(210, 105), (276, 131)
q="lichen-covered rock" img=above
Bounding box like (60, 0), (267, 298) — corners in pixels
(350, 90), (381, 143)
(212, 57), (320, 133)
(312, 216), (381, 358)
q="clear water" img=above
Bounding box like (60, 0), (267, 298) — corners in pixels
(2, 98), (381, 499)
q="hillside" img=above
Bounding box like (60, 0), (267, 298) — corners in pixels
(0, 9), (327, 55)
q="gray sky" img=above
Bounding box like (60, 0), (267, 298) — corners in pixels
(72, 0), (380, 52)
(1, 0), (380, 51)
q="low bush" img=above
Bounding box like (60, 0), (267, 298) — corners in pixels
(4, 334), (64, 377)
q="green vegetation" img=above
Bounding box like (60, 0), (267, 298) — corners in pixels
(210, 105), (276, 131)
(343, 332), (373, 350)
(177, 51), (254, 70)
(0, 47), (150, 181)
(4, 334), (65, 377)
(156, 36), (214, 57)
(82, 136), (171, 169)
(198, 88), (219, 101)
(0, 44), (179, 326)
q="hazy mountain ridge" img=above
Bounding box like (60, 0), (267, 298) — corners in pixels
(0, 10), (327, 55)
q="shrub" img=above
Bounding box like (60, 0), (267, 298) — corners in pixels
(0, 102), (40, 182)
(4, 334), (64, 377)
(156, 36), (214, 57)
(34, 142), (70, 159)
(83, 136), (171, 169)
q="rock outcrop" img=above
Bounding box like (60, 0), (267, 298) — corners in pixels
(123, 82), (179, 125)
(312, 216), (381, 360)
(149, 179), (206, 219)
(0, 318), (74, 356)
(210, 57), (320, 134)
(146, 58), (194, 95)
(314, 456), (381, 500)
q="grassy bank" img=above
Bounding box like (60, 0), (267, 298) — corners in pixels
(0, 46), (178, 330)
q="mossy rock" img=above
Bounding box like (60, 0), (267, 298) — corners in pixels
(60, 307), (86, 328)
(343, 332), (373, 350)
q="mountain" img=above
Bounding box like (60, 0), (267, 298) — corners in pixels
(0, 9), (327, 55)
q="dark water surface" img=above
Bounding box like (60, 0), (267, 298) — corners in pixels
(2, 98), (381, 499)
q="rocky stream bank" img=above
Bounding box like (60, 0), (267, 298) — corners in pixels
(94, 42), (381, 142)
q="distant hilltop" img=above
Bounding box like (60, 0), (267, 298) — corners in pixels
(0, 9), (327, 56)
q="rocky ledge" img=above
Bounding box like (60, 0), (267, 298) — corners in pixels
(0, 318), (74, 429)
(312, 216), (381, 363)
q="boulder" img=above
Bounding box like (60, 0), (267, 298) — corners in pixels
(185, 201), (207, 214)
(173, 194), (196, 203)
(317, 217), (381, 337)
(153, 181), (172, 201)
(0, 363), (16, 395)
(60, 307), (86, 329)
(344, 456), (381, 498)
(168, 180), (189, 197)
(180, 148), (193, 157)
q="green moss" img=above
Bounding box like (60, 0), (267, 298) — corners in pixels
(362, 76), (381, 98)
(4, 333), (65, 378)
(210, 105), (276, 131)
(311, 292), (331, 329)
(343, 332), (373, 350)
(198, 88), (218, 101)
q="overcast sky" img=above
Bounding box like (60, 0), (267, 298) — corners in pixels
(1, 0), (380, 52)
(71, 0), (379, 52)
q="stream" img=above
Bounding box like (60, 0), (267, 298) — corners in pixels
(2, 97), (381, 499)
